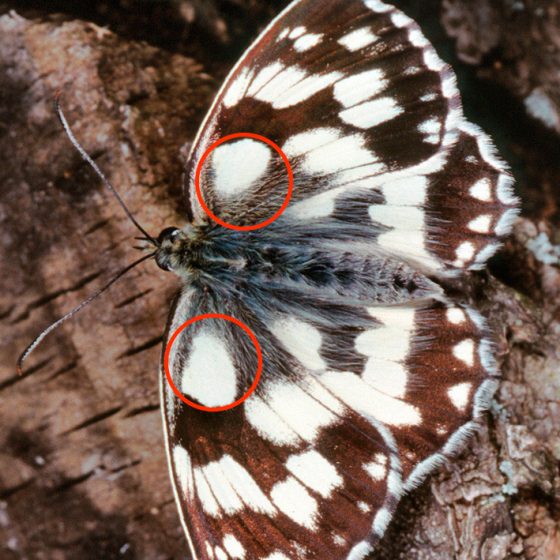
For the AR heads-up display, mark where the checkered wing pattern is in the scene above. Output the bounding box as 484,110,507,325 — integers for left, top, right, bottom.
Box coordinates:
161,1,518,559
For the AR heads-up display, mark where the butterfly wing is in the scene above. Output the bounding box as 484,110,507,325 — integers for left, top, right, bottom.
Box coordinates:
161,276,497,559
184,0,517,275
161,0,518,558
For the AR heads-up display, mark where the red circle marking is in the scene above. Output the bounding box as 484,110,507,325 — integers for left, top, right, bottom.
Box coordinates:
164,313,263,413
195,132,294,231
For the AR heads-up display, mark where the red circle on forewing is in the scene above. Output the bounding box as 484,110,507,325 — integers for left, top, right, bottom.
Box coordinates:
194,132,294,231
163,313,263,413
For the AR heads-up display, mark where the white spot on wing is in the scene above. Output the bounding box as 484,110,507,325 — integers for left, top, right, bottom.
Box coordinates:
364,453,387,481
193,468,221,517
223,67,254,108
271,477,318,529
180,332,237,407
304,132,380,175
340,96,403,129
358,501,371,513
275,71,343,109
446,308,466,325
468,214,492,234
334,69,387,107
418,117,442,144
245,378,342,446
333,534,346,547
223,534,245,559
294,33,323,52
453,339,475,367
286,450,343,498
454,241,475,267
338,27,378,51
270,316,326,370
277,28,289,41
214,547,227,560
212,139,272,197
220,455,275,514
448,382,472,411
364,0,393,13
283,127,340,158
369,205,439,270
469,178,492,201
248,62,284,97
289,26,306,39
287,188,340,220
251,64,342,109
173,446,193,497
381,175,428,206
362,360,408,399
195,455,274,518
320,370,421,426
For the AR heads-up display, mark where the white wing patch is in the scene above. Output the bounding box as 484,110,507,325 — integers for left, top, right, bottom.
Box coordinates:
469,178,492,201
194,455,275,518
319,370,422,427
180,331,238,407
364,453,388,481
249,63,343,109
270,477,319,529
334,69,387,108
448,382,472,411
173,446,194,498
286,450,343,498
270,315,326,370
339,96,403,129
245,378,342,446
338,27,379,51
211,139,272,197
286,128,383,176
467,214,492,234
293,33,323,52
453,339,475,367
223,534,246,559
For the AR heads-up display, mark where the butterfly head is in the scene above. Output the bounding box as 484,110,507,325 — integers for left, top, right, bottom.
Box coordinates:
155,226,185,272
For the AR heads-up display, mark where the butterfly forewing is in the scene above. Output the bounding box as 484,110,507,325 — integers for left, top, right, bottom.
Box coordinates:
161,0,518,558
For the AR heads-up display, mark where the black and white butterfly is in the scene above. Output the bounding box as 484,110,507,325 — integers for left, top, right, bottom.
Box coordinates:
152,0,519,558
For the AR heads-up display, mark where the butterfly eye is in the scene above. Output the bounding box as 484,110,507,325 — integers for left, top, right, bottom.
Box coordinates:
157,227,180,245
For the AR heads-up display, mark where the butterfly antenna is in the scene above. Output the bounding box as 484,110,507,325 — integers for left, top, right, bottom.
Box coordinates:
54,94,157,246
17,252,155,375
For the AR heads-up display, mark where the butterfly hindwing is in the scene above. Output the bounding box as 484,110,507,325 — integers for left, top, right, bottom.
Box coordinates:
162,280,497,559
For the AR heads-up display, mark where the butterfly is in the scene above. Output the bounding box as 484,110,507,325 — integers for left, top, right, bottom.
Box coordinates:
13,0,516,558
153,0,519,558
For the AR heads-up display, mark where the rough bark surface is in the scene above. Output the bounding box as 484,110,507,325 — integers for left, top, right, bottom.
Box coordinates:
0,1,558,559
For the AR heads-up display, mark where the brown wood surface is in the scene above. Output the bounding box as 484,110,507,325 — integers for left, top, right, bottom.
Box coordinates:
0,1,558,559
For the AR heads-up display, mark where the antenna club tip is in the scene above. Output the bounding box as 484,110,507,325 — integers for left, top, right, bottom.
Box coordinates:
16,362,24,376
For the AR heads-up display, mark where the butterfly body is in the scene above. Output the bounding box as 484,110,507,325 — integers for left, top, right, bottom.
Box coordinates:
157,1,518,558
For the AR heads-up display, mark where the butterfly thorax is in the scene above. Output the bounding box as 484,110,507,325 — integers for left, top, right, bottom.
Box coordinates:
155,222,440,305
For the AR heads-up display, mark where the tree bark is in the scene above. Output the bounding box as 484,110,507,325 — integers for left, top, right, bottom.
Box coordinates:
0,2,558,559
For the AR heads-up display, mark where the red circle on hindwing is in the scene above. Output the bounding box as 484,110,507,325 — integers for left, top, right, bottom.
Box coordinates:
163,313,263,413
194,132,294,231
